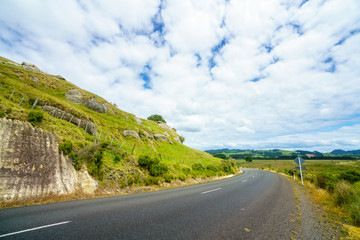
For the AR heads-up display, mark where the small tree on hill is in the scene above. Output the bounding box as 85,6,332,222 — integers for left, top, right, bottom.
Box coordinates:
245,156,253,162
147,114,166,123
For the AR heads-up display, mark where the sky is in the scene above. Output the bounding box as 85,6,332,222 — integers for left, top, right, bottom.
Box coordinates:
0,0,360,152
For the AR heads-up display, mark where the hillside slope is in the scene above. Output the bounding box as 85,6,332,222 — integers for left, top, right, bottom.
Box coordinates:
0,56,236,200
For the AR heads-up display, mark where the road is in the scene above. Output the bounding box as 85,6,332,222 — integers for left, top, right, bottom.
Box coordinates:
0,169,296,239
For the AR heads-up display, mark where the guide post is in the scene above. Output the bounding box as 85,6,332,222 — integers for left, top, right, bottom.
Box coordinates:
294,156,305,185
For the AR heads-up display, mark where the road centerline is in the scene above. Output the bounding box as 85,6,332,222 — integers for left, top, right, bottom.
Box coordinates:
200,188,221,194
0,221,71,238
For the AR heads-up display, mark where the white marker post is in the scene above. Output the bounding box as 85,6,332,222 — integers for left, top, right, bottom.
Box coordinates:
294,157,305,185
299,160,304,185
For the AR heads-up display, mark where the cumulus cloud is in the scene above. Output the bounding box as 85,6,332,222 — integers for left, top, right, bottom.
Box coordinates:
0,0,359,152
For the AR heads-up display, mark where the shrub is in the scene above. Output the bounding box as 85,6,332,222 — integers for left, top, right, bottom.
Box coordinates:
59,140,73,155
164,174,174,183
179,136,185,143
339,170,360,184
315,173,337,192
213,153,227,159
144,176,159,186
138,155,159,169
349,202,360,226
28,110,44,125
0,111,5,118
147,114,166,123
150,163,168,176
114,155,121,163
5,108,12,114
69,153,82,170
178,174,186,181
245,156,253,162
333,180,356,206
192,163,204,171
182,167,191,175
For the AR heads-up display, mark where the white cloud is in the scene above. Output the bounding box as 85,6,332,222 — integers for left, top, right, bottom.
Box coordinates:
0,0,359,152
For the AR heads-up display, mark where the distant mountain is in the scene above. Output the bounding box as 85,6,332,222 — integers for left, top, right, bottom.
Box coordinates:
331,149,360,155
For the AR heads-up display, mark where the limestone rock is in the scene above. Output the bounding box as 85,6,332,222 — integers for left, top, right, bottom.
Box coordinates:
30,76,39,84
6,62,20,67
140,130,152,140
134,116,143,125
41,105,97,135
78,169,98,194
158,123,172,131
85,98,108,113
123,130,140,141
65,89,83,104
0,118,98,201
175,136,182,143
56,75,66,80
21,62,44,73
154,133,167,142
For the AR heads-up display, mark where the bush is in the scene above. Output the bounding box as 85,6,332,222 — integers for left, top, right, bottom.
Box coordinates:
59,140,73,155
182,167,191,175
5,108,12,114
178,174,186,181
69,153,82,170
164,174,174,183
138,155,159,169
0,111,5,118
179,136,185,143
339,170,360,184
192,163,204,171
114,155,121,163
349,202,360,226
147,114,166,123
213,153,227,159
28,110,44,125
150,163,168,176
315,173,337,192
333,180,356,206
245,156,253,162
144,176,159,186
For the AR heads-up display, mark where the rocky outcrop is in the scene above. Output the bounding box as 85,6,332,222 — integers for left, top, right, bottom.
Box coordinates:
21,62,44,73
65,89,108,113
123,130,140,141
134,116,143,125
65,89,83,104
154,133,167,142
158,123,172,131
30,76,39,84
0,118,98,201
41,106,97,136
139,130,152,140
174,136,182,143
84,98,108,113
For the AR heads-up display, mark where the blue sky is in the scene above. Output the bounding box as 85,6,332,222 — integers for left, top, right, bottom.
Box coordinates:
0,0,359,152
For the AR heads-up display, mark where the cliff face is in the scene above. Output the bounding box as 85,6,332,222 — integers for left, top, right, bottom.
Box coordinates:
0,118,97,202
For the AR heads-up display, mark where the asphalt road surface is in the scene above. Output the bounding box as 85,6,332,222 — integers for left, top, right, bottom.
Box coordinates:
0,169,296,239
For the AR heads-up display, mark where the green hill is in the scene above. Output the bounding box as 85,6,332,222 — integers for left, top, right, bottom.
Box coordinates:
0,56,236,189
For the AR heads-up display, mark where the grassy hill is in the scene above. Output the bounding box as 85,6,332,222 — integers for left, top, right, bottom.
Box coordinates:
0,56,236,189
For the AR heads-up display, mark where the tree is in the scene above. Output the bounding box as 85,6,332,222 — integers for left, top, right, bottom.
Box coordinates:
147,114,166,123
213,153,227,159
245,156,253,162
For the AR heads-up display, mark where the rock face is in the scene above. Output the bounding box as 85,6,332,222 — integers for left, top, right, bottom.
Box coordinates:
0,118,98,201
84,98,108,113
41,106,97,136
65,89,83,104
158,123,172,131
154,133,167,142
21,62,44,73
134,116,143,125
123,130,140,141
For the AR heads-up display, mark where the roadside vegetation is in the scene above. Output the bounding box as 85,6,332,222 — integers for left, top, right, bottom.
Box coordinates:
237,159,360,236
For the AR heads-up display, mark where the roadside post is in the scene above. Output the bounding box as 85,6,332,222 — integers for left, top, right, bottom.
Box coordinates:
294,156,305,185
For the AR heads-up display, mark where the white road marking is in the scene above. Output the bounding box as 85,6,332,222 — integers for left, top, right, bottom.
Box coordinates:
241,179,247,182
240,208,246,211
0,221,71,238
201,188,221,194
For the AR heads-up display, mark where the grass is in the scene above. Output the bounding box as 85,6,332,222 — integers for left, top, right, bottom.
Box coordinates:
238,159,360,236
